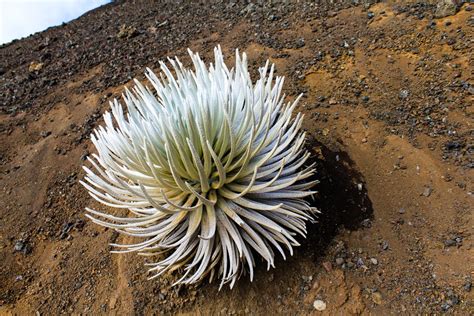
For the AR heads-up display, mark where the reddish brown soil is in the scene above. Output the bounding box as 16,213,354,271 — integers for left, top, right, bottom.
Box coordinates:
0,1,472,315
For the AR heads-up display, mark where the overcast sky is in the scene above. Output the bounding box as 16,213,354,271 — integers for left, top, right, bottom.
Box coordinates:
0,0,110,45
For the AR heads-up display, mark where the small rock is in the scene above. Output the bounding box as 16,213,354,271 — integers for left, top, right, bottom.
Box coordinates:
422,187,432,197
361,218,372,228
268,14,278,21
463,279,472,292
367,12,375,19
381,240,389,251
14,241,25,252
399,89,409,99
335,257,344,265
295,38,305,48
445,141,462,151
398,208,406,214
301,275,312,282
28,61,44,72
362,96,370,102
13,240,31,255
313,299,327,311
361,138,367,143
40,131,51,138
371,292,383,305
117,25,138,39
370,258,378,265
240,3,256,15
441,302,451,311
443,174,453,182
435,0,459,18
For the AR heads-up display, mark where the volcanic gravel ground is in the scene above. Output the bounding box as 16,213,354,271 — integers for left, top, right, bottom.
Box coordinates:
0,0,473,314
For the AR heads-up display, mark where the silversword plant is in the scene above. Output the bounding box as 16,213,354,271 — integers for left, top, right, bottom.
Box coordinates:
81,46,317,288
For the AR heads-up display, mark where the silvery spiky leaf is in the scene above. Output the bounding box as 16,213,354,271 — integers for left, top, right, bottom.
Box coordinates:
81,46,318,289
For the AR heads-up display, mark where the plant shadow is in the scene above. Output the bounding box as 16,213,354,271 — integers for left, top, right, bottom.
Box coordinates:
298,136,374,261
198,136,375,296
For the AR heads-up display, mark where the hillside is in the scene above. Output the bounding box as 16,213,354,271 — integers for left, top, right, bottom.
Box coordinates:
0,0,472,314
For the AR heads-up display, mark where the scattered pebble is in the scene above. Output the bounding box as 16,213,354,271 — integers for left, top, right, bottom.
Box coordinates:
370,258,378,265
40,131,51,138
13,240,31,255
399,89,409,99
444,239,456,247
14,241,25,252
295,38,305,48
371,292,383,305
463,279,472,292
335,257,344,265
444,235,462,247
422,187,432,197
441,302,451,311
117,24,139,39
313,299,327,311
28,61,44,72
361,218,372,228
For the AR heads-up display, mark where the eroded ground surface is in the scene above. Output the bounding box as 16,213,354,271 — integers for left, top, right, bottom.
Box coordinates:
0,0,472,314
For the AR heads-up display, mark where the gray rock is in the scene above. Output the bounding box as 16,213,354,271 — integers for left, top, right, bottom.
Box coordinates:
435,0,460,18
14,241,25,252
399,89,409,99
13,240,31,255
423,187,432,197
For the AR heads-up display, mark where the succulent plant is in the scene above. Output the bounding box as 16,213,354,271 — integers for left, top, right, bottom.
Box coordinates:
81,46,317,288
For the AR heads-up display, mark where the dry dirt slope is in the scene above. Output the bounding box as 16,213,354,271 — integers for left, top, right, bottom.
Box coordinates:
0,0,473,314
